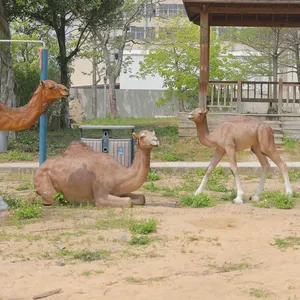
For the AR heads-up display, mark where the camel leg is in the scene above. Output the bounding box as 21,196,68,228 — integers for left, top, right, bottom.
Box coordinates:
95,194,133,208
264,150,293,195
34,173,56,205
122,193,146,205
250,146,270,201
194,148,225,195
226,147,244,204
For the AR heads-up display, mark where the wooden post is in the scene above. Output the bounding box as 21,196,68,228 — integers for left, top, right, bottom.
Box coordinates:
199,5,209,109
237,80,242,114
278,78,283,115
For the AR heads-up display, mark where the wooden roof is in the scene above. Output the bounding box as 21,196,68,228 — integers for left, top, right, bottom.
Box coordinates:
183,0,300,27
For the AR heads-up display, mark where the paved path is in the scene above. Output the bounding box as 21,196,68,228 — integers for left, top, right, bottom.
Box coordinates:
1,161,300,174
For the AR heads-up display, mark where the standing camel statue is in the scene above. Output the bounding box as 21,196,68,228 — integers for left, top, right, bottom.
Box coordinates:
0,80,69,211
34,130,159,207
188,108,293,204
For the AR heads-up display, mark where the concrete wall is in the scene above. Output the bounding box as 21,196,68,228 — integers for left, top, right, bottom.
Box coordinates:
70,86,179,118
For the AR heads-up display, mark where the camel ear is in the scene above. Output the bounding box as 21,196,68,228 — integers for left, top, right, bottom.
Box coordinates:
132,132,139,140
203,108,208,115
40,81,45,87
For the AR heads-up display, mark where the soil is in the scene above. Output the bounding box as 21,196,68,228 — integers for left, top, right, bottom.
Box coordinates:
1,172,300,300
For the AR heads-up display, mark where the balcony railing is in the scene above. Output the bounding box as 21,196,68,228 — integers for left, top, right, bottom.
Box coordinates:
208,79,300,114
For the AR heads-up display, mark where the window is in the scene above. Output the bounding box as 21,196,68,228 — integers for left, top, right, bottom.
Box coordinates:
158,4,186,17
129,26,145,40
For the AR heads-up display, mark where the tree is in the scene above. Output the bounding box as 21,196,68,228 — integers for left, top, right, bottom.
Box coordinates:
6,0,124,126
222,27,292,105
91,0,156,118
0,0,15,107
137,17,233,111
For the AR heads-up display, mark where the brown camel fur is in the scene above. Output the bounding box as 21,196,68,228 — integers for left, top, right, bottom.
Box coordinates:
0,80,69,131
188,108,293,204
33,130,159,207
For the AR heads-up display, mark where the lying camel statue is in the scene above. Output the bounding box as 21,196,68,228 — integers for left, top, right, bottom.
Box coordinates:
188,108,293,204
0,80,69,211
33,130,159,207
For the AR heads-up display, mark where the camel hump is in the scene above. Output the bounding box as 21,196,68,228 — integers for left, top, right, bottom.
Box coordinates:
62,141,94,156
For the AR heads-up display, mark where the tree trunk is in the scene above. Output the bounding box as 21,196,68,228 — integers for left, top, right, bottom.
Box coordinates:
56,22,70,129
0,1,15,108
179,99,185,112
60,62,70,128
108,74,117,118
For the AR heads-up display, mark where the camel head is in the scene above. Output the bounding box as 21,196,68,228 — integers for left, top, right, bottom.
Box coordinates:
39,80,69,107
132,130,159,150
188,108,208,124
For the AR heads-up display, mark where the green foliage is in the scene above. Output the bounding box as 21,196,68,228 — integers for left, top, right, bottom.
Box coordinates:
255,191,296,209
72,249,110,262
0,150,34,162
180,194,215,208
129,218,157,235
16,183,32,191
143,182,160,192
146,170,160,181
283,136,296,148
288,170,300,182
161,152,184,162
129,235,151,246
53,191,72,206
274,236,300,249
137,17,238,109
14,203,42,220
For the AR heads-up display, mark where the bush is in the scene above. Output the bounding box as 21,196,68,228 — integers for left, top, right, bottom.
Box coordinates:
129,218,157,234
180,194,214,208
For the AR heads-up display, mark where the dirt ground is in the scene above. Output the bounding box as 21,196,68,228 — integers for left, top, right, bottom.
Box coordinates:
1,171,300,300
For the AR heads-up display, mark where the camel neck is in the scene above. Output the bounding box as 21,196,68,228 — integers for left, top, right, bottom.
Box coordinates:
115,144,151,195
195,116,213,147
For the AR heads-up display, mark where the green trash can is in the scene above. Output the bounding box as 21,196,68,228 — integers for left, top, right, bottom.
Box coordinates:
0,131,8,153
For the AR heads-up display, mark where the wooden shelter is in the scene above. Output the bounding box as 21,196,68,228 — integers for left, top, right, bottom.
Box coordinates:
182,0,300,108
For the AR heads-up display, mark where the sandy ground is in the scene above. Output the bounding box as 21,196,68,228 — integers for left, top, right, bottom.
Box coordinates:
1,172,300,300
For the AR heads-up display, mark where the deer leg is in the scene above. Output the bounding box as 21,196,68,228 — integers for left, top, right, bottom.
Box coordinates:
250,146,270,201
122,193,146,205
194,148,225,195
263,150,293,196
226,147,244,204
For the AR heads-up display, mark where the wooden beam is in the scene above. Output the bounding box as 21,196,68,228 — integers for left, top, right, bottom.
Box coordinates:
199,5,209,108
206,6,300,15
208,18,300,27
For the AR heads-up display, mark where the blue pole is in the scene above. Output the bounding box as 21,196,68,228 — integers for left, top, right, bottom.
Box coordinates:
39,48,48,166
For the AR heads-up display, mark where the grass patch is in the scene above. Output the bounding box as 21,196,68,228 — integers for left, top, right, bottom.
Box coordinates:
16,183,32,191
125,276,165,284
255,191,296,209
209,262,249,273
0,150,34,162
180,194,215,208
283,136,296,148
288,170,300,182
146,170,160,181
59,249,110,261
13,203,42,220
53,191,73,207
274,236,300,249
129,235,151,246
143,182,160,192
249,288,270,298
129,218,157,235
82,270,104,276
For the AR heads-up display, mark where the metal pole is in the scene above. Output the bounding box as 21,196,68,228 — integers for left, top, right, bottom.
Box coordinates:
0,39,45,211
39,48,48,165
